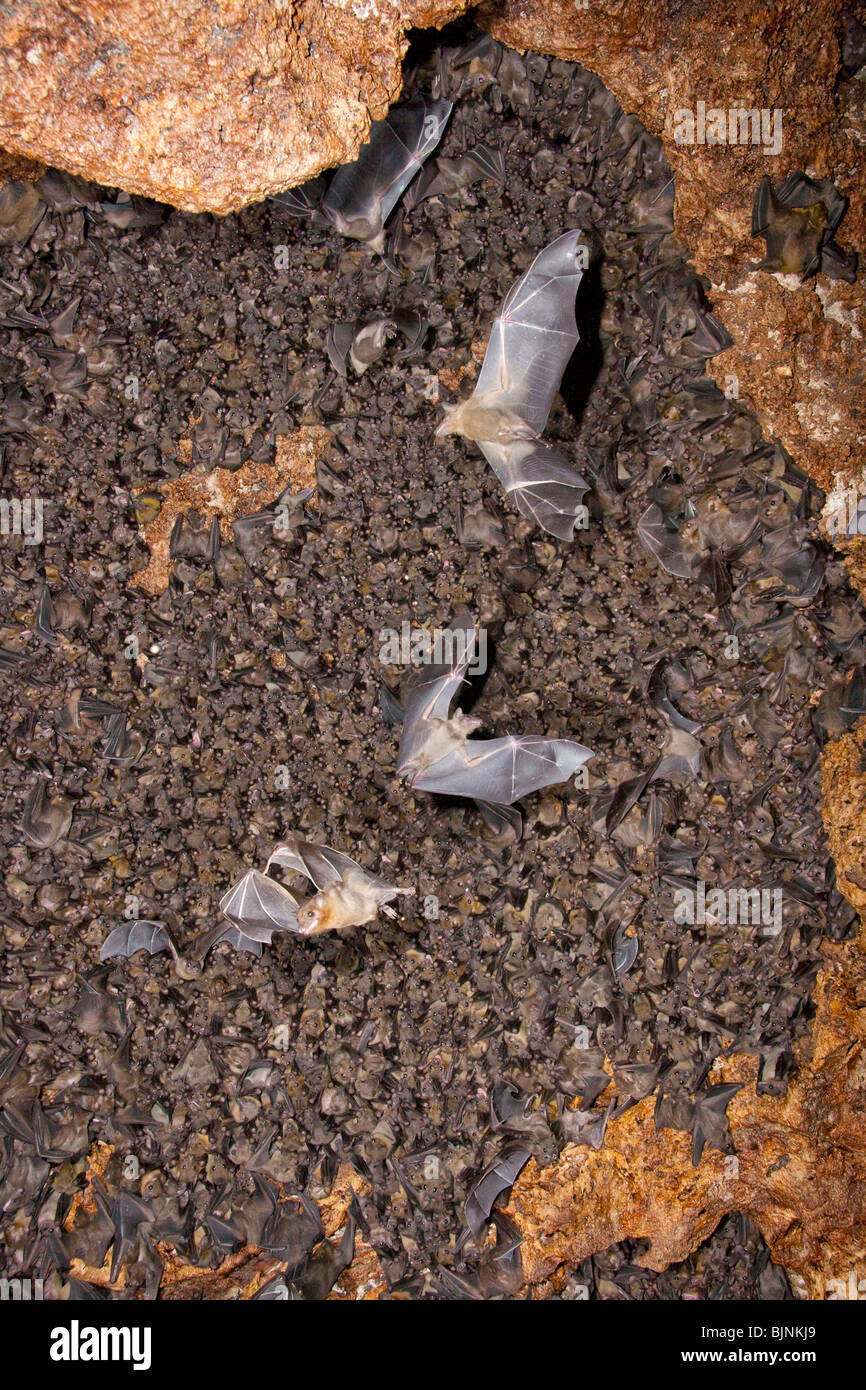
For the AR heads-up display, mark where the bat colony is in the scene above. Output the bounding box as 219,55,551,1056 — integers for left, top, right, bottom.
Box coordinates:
104,92,609,956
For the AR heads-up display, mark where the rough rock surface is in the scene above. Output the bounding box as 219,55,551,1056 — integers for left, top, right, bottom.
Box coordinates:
0,1,465,214
505,929,866,1299
2,2,865,1301
131,426,331,596
481,0,866,556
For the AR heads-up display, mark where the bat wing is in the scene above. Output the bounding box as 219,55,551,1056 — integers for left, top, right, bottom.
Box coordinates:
100,920,171,960
219,869,301,941
411,735,593,805
475,229,585,435
322,95,452,236
397,644,476,769
637,502,693,577
479,438,589,540
266,835,357,890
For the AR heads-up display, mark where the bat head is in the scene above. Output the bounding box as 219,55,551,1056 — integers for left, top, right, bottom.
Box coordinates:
297,891,330,934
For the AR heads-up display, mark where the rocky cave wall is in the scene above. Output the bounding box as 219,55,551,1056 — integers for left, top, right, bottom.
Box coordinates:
1,0,865,1297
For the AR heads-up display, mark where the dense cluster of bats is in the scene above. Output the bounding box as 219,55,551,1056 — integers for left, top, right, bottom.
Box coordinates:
104,90,602,957
100,78,858,960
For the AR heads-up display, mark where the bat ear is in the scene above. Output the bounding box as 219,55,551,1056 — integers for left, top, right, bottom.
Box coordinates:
435,406,455,437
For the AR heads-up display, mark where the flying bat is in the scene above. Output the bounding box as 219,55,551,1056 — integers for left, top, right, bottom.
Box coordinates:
436,230,590,539
216,836,410,948
396,635,592,805
273,95,452,253
265,835,411,933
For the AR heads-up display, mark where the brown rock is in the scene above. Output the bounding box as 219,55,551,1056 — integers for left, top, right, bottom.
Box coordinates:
0,0,465,214
505,931,866,1299
130,425,331,596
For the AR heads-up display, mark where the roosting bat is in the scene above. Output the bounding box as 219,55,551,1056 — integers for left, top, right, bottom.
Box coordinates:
436,230,590,539
752,171,857,282
216,836,410,950
272,95,452,253
396,636,592,805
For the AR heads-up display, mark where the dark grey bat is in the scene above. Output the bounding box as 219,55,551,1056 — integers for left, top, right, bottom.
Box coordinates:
92,1179,155,1284
100,920,171,961
34,584,57,645
326,310,427,377
411,143,505,202
397,636,592,805
690,1081,742,1165
290,95,453,252
101,711,145,766
21,781,73,848
436,230,590,539
465,1146,530,1236
611,924,639,977
752,171,857,281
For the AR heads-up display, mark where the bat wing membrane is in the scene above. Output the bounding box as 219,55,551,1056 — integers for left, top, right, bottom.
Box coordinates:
411,735,592,805
475,230,584,434
480,439,589,540
323,96,452,233
219,869,301,941
100,920,170,960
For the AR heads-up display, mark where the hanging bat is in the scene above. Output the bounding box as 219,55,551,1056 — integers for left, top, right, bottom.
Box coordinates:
464,1145,531,1236
410,143,505,204
100,920,171,961
752,172,857,281
396,637,592,805
21,781,73,848
689,1081,742,1165
274,95,452,253
326,311,427,377
636,501,694,578
436,230,590,539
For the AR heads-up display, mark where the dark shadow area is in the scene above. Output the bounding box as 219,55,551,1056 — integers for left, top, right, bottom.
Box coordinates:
560,254,605,429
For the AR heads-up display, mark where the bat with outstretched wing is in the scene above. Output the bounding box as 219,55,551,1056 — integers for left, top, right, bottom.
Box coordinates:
267,835,410,932
216,837,409,947
321,95,452,251
396,628,592,805
636,501,694,578
480,438,589,540
219,869,301,943
436,230,589,538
